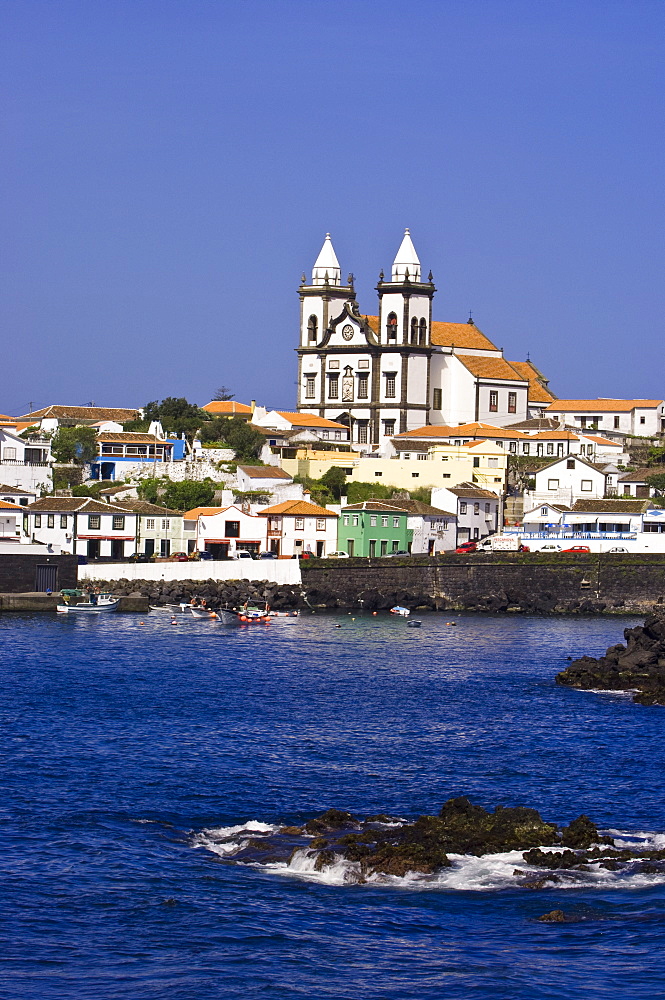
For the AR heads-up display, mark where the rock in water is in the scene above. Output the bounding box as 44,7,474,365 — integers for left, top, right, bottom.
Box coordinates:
538,910,566,922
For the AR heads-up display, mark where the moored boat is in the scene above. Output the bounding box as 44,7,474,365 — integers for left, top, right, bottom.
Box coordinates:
57,596,120,614
390,606,410,617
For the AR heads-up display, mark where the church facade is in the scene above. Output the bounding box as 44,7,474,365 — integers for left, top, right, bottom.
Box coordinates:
296,231,554,450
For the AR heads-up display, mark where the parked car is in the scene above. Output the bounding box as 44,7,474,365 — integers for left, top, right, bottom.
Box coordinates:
169,552,190,562
326,551,350,559
607,546,629,553
198,550,214,560
128,551,154,562
561,545,591,553
384,549,411,557
455,540,477,554
539,543,562,552
232,551,254,560
257,551,278,560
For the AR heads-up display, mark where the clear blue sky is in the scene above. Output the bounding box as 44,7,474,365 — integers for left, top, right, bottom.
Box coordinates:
2,0,664,415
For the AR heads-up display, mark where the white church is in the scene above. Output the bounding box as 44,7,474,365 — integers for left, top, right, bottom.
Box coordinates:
296,231,555,450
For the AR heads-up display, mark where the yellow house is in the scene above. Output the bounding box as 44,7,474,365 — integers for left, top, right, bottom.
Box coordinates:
280,440,507,493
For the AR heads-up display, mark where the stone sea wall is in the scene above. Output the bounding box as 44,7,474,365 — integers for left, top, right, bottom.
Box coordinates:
300,553,665,614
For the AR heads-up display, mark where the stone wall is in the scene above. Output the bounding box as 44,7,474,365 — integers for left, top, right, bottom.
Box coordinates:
0,553,78,593
300,553,665,614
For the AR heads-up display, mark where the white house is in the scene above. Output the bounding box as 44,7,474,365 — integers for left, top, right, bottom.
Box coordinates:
0,499,26,541
295,231,555,449
258,499,338,558
431,482,501,545
0,484,37,506
387,498,457,555
545,399,665,437
524,454,610,508
184,505,267,559
0,427,52,494
520,498,660,550
27,497,138,560
617,468,662,499
252,410,351,444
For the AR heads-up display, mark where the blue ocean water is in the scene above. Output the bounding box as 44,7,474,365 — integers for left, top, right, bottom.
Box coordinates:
2,610,665,1000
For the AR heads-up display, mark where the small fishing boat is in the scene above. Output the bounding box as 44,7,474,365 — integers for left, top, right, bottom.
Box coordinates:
390,606,410,617
407,620,422,628
57,595,120,614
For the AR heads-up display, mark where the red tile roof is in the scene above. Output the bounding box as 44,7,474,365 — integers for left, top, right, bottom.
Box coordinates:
258,500,337,517
546,399,663,413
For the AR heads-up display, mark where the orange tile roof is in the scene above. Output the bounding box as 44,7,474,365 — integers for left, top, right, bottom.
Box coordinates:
202,401,253,415
364,316,499,351
456,354,528,382
258,500,337,517
582,435,622,447
183,506,225,519
530,430,580,441
546,399,663,413
276,412,348,429
395,422,527,440
0,499,23,511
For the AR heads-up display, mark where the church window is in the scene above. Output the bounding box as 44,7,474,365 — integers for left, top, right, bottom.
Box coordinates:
385,374,396,398
419,318,427,345
432,388,442,410
489,391,498,412
328,375,339,399
307,315,318,343
382,420,395,437
508,392,517,413
387,313,398,341
305,376,316,398
410,317,418,344
357,374,369,399
357,422,368,444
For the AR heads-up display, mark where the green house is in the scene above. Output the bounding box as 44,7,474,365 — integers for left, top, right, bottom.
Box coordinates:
339,501,412,557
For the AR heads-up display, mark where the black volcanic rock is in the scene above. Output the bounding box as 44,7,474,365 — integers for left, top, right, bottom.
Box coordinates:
556,611,665,705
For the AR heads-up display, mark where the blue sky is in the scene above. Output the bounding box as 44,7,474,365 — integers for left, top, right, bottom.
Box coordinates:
2,0,664,415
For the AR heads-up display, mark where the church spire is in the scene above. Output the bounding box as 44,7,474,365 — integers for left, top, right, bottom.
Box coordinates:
392,228,421,282
312,233,341,286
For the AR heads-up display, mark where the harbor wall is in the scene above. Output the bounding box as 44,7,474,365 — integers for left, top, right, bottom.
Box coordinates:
299,553,665,613
0,553,78,593
79,559,302,586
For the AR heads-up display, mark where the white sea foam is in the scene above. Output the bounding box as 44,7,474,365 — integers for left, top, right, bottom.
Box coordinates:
192,820,278,858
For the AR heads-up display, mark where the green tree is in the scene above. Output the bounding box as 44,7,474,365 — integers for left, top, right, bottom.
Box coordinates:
345,481,394,504
142,398,207,439
136,477,217,510
213,385,235,401
137,478,162,504
645,472,665,496
320,466,347,501
200,417,265,463
51,426,99,465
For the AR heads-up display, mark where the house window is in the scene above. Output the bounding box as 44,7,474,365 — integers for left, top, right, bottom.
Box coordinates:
386,312,398,340
382,420,395,437
352,515,359,526
316,518,325,531
541,507,548,515
489,391,498,412
328,375,339,399
343,515,349,526
305,376,316,398
113,516,125,530
567,459,575,469
411,472,419,477
295,518,304,530
161,519,170,530
473,457,480,468
225,520,240,537
522,443,530,454
357,422,368,444
548,479,559,489
4,447,16,460
393,517,400,528
34,515,41,527
416,453,426,461
47,514,54,528
459,502,467,514
547,443,554,455
88,515,100,529
370,515,377,526
488,457,498,467
580,480,593,491
485,503,491,514
146,518,155,529
357,375,368,399
375,471,383,477
508,392,517,414
432,388,442,410
60,515,67,528
640,415,646,424
381,516,388,527
473,527,479,540
614,416,620,429
474,503,480,514
509,442,517,453
385,374,396,398
307,315,318,342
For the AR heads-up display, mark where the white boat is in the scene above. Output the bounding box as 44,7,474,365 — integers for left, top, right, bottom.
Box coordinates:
57,596,120,614
389,606,410,617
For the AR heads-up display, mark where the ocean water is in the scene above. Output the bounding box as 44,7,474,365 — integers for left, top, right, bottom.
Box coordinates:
2,609,665,1000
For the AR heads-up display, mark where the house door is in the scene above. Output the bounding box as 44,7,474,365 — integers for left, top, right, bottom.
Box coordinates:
145,538,155,557
368,539,376,558
88,540,100,560
160,539,171,558
206,543,228,559
428,539,435,555
269,539,280,555
35,564,58,592
111,540,124,560
316,540,324,557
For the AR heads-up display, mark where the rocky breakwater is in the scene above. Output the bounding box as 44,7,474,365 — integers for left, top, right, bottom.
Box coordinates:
196,798,665,887
556,610,665,705
92,577,302,610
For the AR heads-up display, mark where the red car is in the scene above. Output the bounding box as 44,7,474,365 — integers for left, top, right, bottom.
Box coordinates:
561,545,591,553
455,540,477,554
